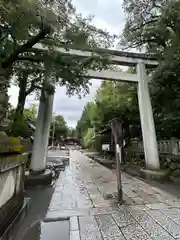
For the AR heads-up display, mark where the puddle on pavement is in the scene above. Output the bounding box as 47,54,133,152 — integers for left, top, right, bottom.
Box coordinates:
40,220,70,240
18,220,70,240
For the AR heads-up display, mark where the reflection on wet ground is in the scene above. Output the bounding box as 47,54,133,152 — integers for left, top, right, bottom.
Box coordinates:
40,220,69,240
16,219,69,240
13,186,55,240
13,149,70,240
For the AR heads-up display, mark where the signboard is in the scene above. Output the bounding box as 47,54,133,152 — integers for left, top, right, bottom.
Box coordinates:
102,144,110,151
110,118,123,146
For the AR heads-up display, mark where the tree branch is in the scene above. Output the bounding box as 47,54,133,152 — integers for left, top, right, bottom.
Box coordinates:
25,77,42,96
2,25,51,68
131,18,159,32
16,56,43,62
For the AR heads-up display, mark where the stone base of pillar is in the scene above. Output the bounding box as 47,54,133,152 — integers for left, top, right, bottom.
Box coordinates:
25,169,53,187
29,169,46,175
140,168,170,182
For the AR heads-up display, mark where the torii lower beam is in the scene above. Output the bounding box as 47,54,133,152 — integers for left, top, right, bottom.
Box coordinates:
86,70,138,82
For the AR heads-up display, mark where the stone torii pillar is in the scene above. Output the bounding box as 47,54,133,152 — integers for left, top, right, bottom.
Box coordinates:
137,61,160,170
27,88,54,185
30,89,54,173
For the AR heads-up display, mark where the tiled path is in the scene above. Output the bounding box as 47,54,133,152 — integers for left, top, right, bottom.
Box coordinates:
46,150,180,240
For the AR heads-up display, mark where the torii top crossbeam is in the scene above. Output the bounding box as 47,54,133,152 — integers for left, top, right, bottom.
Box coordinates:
33,44,158,67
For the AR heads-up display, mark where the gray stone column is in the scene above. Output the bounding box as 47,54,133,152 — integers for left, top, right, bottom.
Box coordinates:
137,62,160,170
30,89,54,173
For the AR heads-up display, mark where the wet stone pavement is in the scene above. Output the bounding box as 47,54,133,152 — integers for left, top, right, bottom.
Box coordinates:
45,150,180,240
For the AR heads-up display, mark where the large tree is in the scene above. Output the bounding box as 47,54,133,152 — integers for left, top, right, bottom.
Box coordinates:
121,0,180,139
0,0,114,128
95,81,139,126
121,0,168,52
76,80,139,142
50,115,68,142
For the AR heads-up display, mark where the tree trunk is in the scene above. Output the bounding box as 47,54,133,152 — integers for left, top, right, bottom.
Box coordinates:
14,73,28,121
0,68,10,131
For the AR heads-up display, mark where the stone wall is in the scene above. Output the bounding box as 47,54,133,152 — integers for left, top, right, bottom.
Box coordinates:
0,155,27,237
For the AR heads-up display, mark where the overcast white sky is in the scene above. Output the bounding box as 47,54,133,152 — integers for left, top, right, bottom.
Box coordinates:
8,0,125,127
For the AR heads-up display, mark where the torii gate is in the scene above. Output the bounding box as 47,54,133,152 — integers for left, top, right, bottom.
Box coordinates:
30,44,159,174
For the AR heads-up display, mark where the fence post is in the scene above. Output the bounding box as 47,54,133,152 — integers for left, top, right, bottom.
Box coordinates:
171,138,178,155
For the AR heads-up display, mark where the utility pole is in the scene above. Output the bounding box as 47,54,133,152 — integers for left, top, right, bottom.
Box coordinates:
52,116,55,147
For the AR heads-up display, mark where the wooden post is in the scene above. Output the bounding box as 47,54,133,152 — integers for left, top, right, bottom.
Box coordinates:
110,118,123,203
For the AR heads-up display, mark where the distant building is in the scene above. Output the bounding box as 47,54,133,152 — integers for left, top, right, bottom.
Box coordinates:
63,137,80,145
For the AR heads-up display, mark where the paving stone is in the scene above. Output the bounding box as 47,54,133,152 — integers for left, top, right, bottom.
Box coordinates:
127,205,150,211
168,217,180,225
136,191,159,204
104,237,125,240
151,188,175,200
129,209,175,240
140,186,157,195
70,230,81,240
165,200,180,208
70,216,79,231
79,215,102,240
146,203,170,210
46,209,89,219
123,196,136,205
95,214,123,239
121,222,152,240
160,208,180,225
91,196,111,208
132,196,145,205
112,209,136,228
123,189,139,198
46,150,180,240
90,207,117,216
146,209,180,238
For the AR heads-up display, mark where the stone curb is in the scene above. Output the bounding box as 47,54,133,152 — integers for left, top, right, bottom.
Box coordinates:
70,216,80,240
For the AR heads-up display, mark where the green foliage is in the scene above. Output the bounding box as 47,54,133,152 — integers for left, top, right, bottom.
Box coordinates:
11,117,30,138
83,128,94,149
81,127,102,151
76,103,93,138
76,80,140,149
91,135,103,152
68,127,76,137
23,104,37,120
95,81,139,126
1,0,115,128
121,0,167,52
7,104,37,137
1,0,115,90
121,0,180,139
50,115,68,141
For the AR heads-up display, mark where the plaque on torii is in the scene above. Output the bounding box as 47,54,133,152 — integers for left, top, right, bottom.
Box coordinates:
109,118,123,203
